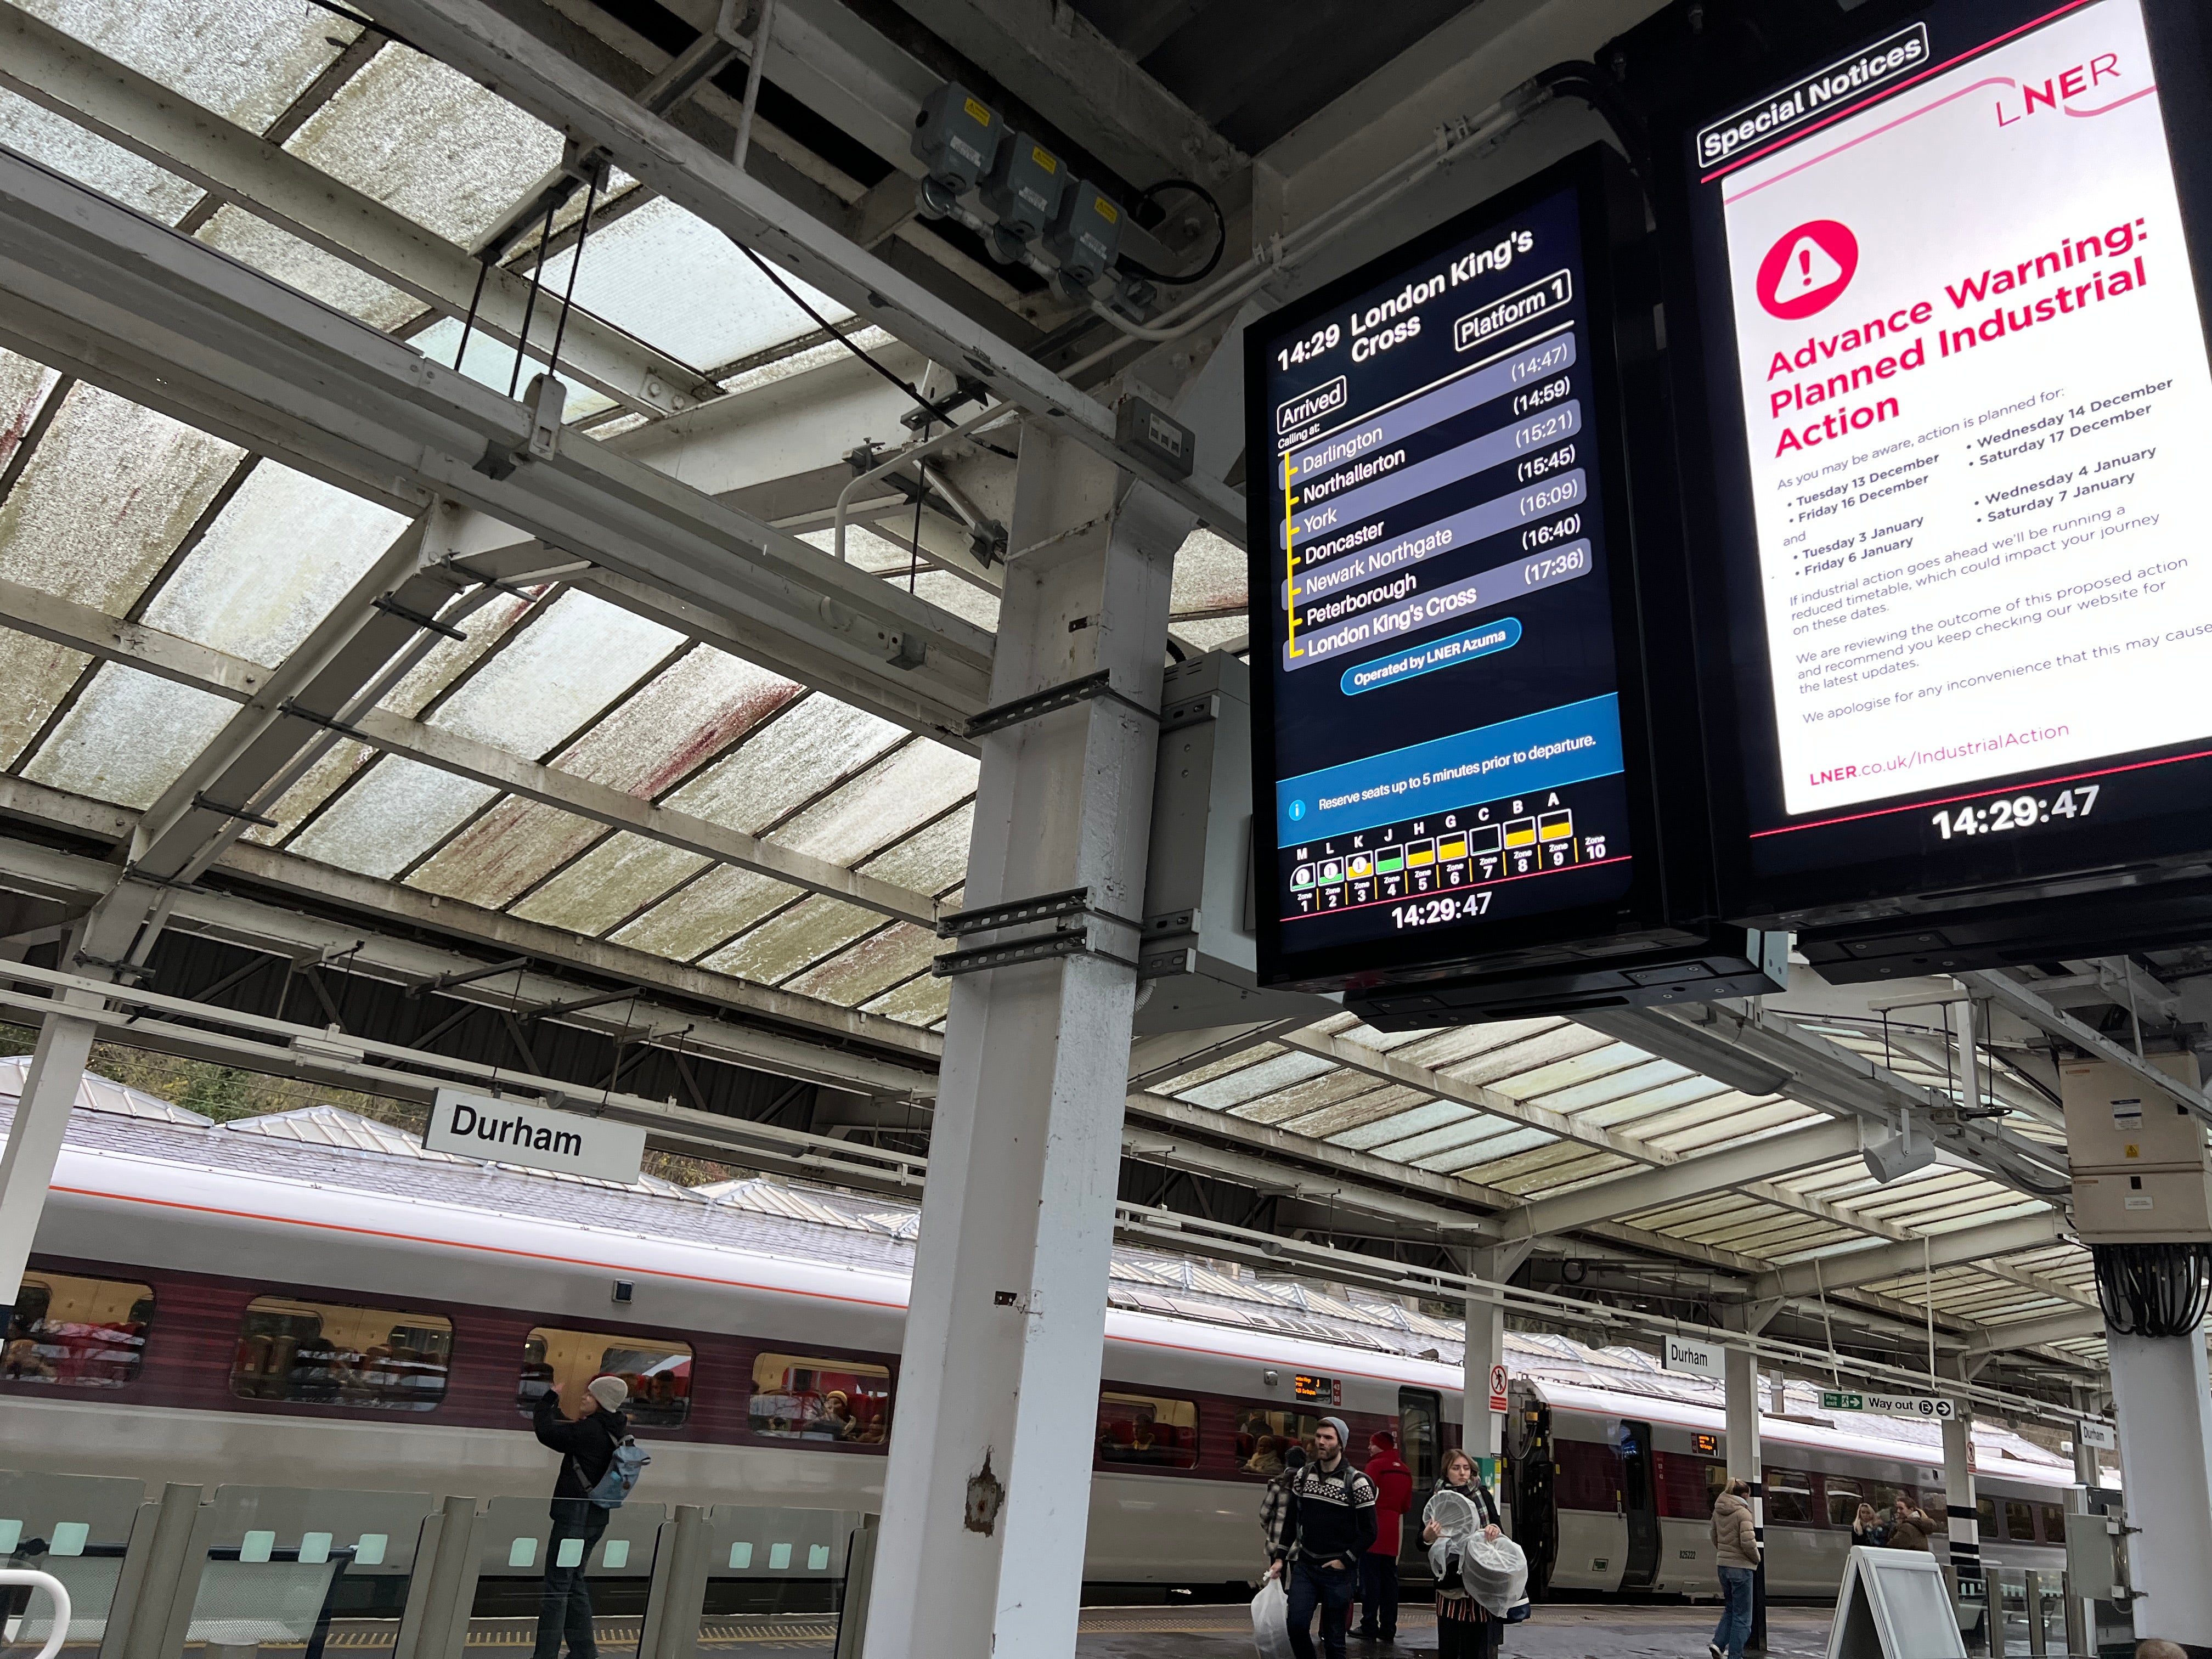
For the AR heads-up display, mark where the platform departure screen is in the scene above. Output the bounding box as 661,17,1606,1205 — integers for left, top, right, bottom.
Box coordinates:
1250,178,1636,979
1686,0,2212,909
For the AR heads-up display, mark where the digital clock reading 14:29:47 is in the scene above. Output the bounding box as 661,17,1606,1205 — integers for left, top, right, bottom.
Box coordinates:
1930,784,2098,839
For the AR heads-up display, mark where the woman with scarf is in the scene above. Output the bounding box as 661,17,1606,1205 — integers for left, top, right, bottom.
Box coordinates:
1421,1447,1505,1658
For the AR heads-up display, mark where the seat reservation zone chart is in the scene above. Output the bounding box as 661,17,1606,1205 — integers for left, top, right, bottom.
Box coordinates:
1257,181,1636,962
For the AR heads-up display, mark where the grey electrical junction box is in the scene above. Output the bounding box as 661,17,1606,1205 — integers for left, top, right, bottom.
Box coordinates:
1137,652,1337,1035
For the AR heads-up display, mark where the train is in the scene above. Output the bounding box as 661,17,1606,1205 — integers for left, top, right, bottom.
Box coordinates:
2,1075,2076,1598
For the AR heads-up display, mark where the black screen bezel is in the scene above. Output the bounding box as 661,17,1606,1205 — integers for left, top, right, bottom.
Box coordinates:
1246,146,1684,992
1651,0,2212,927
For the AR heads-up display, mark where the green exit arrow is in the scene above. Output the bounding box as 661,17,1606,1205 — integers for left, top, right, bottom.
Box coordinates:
1822,1391,1864,1410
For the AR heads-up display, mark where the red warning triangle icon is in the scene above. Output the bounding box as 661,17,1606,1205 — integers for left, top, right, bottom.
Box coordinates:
1772,235,1847,305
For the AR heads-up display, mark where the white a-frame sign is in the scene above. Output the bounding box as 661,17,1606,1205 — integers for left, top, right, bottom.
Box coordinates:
1827,1547,1968,1659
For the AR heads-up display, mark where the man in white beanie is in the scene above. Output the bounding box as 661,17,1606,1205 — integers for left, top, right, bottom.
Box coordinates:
531,1374,631,1659
1265,1415,1377,1659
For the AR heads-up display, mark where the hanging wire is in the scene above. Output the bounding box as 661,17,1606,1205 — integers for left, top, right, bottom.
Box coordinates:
1814,1258,1841,1387
736,242,937,419
508,195,562,398
1923,1234,1937,1384
544,169,601,383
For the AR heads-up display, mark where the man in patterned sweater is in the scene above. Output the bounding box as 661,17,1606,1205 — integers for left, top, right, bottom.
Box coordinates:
1266,1417,1379,1659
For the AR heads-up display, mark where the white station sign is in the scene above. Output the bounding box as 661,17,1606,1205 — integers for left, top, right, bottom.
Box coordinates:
2078,1418,2118,1451
1662,1333,1725,1378
425,1086,646,1183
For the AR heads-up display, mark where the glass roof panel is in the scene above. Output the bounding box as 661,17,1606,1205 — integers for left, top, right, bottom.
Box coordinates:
0,383,242,611
862,971,950,1028
551,646,799,793
19,662,235,808
287,756,498,879
381,588,542,718
407,798,606,910
613,866,800,962
856,803,972,896
284,47,562,250
0,91,199,223
0,631,89,770
509,833,709,936
667,697,904,835
527,197,850,371
427,590,681,758
699,896,883,985
246,737,371,845
1178,1051,1336,1110
140,462,410,666
24,0,354,131
1170,526,1246,617
195,205,420,329
775,743,978,867
1228,1069,1395,1126
780,922,942,1006
0,351,60,469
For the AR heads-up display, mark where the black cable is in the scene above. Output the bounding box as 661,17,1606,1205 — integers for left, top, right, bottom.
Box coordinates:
508,195,561,398
1116,179,1227,287
1531,61,1654,180
735,241,937,420
453,257,490,373
299,0,427,55
545,171,600,383
2092,1241,2212,1338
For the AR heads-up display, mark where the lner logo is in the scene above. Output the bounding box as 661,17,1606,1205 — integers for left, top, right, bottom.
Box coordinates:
1277,376,1346,437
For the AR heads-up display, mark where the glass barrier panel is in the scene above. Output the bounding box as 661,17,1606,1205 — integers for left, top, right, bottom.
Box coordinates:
0,1470,146,1649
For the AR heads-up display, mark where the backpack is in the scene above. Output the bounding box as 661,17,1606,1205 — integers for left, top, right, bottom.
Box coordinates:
579,1438,649,1509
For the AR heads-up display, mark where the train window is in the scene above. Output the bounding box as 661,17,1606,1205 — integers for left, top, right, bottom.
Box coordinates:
1826,1481,1866,1527
1398,1391,1440,1489
749,1352,890,1443
4,1272,152,1388
1977,1497,1999,1538
1654,1452,1722,1518
1869,1482,1917,1514
1764,1468,1815,1526
517,1328,692,1427
230,1296,450,1410
1553,1439,1623,1511
1233,1408,1322,1474
2039,1504,2066,1543
1096,1391,1199,1470
2006,1500,2036,1542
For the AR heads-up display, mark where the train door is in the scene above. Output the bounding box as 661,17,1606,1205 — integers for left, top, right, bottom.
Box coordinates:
1397,1388,1442,1573
1618,1418,1661,1592
1515,1393,1557,1596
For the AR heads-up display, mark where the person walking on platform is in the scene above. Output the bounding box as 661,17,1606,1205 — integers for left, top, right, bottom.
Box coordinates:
1421,1447,1505,1659
1261,1445,1309,1560
1355,1430,1413,1644
1266,1416,1378,1659
1708,1479,1759,1659
531,1374,631,1659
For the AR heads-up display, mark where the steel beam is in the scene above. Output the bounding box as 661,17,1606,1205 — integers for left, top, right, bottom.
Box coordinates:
0,801,943,1076
1508,1118,1868,1238
1963,968,2212,1126
1750,1212,2070,1301
1968,1308,2106,1355
1278,1026,1680,1165
0,144,995,741
0,1,716,419
360,0,1246,540
0,577,941,925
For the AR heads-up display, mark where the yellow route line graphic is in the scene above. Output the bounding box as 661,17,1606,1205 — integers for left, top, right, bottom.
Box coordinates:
1284,452,1296,656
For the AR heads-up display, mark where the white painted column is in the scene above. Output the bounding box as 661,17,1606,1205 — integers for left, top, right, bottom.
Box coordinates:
861,428,1184,1659
1724,1344,1765,1651
2108,1325,2212,1646
0,1001,98,1319
1461,1244,1527,1466
1941,1392,1983,1647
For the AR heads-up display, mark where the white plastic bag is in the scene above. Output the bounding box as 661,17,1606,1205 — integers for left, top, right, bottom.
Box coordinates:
1461,1532,1530,1618
1251,1576,1294,1659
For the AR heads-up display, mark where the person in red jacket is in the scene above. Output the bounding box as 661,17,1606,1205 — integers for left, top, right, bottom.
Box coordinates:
1355,1429,1414,1644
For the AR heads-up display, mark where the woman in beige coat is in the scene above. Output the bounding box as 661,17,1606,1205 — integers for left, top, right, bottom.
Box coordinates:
1708,1480,1759,1659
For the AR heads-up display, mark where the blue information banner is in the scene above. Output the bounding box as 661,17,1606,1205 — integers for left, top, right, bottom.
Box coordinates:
1277,695,1624,843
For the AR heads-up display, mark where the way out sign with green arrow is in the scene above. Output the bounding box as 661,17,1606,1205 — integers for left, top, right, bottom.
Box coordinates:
1822,1390,1955,1420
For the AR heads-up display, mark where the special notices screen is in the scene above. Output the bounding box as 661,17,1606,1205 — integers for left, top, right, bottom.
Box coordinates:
1255,180,1635,969
1702,0,2212,837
